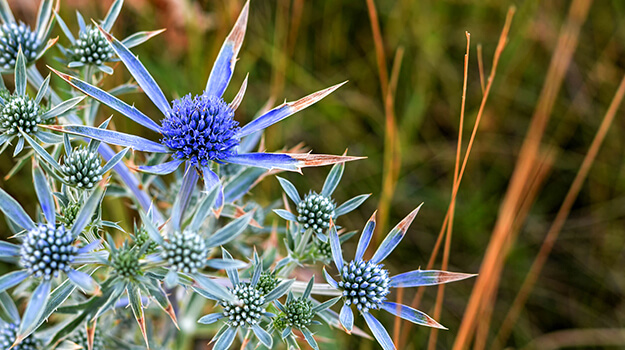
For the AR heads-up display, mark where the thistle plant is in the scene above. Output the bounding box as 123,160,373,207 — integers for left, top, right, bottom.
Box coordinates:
43,1,360,206
0,50,83,156
195,250,294,349
272,277,341,350
0,163,103,344
24,131,128,189
323,207,476,349
0,1,478,349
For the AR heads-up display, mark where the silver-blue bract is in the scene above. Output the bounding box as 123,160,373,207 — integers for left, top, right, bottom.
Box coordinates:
324,206,476,350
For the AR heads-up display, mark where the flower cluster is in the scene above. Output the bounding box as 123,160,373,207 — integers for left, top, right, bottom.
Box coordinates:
0,1,476,350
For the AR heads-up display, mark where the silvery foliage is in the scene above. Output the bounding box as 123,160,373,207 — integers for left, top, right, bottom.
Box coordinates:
0,1,475,349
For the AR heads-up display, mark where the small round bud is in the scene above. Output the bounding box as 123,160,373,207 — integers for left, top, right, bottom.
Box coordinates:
285,297,315,328
162,230,208,273
112,245,142,279
296,192,336,235
0,95,41,135
61,146,103,189
0,22,40,71
71,27,115,66
0,322,41,350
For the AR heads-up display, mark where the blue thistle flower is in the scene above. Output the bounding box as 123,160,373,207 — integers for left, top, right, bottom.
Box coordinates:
0,163,104,344
323,207,476,350
0,0,56,73
196,249,295,350
161,93,240,166
45,0,360,208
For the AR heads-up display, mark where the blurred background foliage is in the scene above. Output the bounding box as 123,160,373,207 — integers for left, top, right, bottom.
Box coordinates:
2,0,625,349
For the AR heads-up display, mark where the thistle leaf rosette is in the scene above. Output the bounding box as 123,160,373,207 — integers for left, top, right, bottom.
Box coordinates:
135,183,252,290
55,0,164,74
275,162,370,241
323,207,476,350
0,50,84,156
44,1,362,208
196,249,295,350
0,0,56,72
0,164,105,344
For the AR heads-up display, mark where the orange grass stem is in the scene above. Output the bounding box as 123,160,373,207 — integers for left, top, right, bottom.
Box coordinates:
451,1,591,349
399,8,515,347
426,31,471,350
494,72,625,349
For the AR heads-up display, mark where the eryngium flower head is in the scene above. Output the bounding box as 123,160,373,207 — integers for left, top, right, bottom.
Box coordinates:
0,322,41,350
161,93,240,167
297,192,335,235
62,146,103,188
220,283,265,327
113,246,142,279
285,297,315,328
20,223,77,280
0,22,40,70
71,27,115,66
0,95,41,135
162,230,208,273
338,260,390,313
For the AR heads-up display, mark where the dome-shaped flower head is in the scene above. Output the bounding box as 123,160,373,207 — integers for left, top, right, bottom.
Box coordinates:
54,0,164,74
274,161,370,241
0,50,84,156
196,249,295,350
134,184,252,289
0,163,104,345
44,0,361,208
323,206,476,350
0,0,56,72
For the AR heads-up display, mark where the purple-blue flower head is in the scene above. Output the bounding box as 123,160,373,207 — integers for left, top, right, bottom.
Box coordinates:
161,93,240,166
